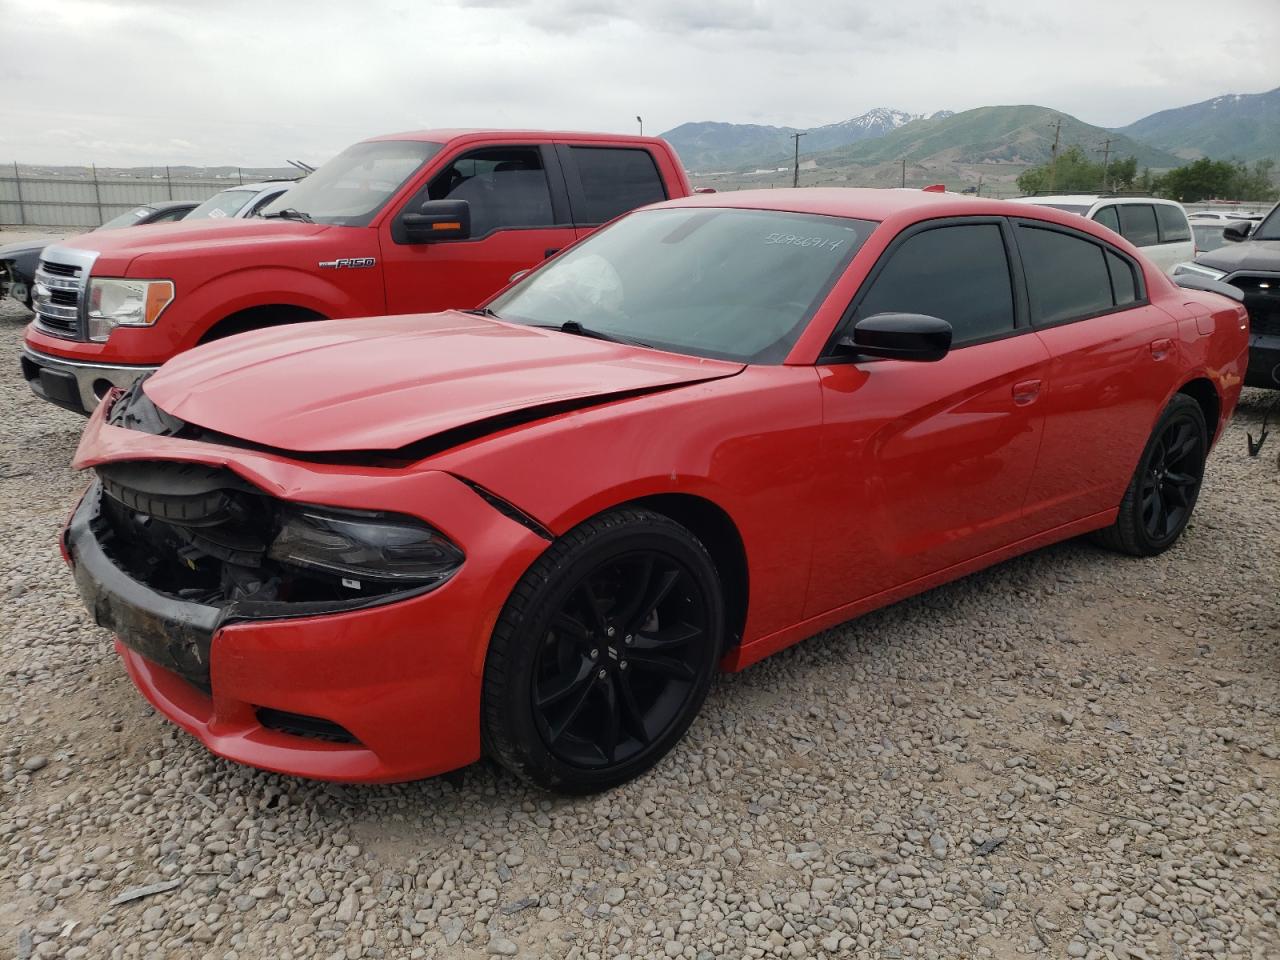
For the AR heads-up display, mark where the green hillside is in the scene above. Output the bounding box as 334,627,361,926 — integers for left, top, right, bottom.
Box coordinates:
813,105,1182,170
1117,87,1280,162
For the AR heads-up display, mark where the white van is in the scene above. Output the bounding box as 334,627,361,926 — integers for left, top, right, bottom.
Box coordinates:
1013,195,1194,275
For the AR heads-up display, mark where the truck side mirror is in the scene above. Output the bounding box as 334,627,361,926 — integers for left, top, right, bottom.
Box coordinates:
1223,220,1253,243
401,200,471,243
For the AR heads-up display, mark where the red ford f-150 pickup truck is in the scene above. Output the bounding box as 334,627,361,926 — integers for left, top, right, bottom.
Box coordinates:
21,129,692,413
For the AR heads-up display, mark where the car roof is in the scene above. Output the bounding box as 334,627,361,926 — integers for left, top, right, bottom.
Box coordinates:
365,128,672,149
150,200,198,211
651,187,1090,224
1016,194,1182,208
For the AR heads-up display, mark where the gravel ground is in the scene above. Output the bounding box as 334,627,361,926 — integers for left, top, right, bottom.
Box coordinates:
0,241,1277,959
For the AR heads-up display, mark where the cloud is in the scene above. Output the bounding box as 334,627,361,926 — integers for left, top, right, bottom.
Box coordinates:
0,0,1276,166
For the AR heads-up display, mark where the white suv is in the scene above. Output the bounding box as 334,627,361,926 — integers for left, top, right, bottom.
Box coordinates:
1013,195,1194,275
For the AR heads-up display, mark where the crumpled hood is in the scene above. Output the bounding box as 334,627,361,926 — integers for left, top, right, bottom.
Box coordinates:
1197,239,1280,274
143,311,744,454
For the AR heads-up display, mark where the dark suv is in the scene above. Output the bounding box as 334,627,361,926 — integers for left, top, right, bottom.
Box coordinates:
1174,201,1280,388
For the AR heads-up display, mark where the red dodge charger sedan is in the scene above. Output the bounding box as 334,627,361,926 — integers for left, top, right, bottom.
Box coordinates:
65,189,1248,793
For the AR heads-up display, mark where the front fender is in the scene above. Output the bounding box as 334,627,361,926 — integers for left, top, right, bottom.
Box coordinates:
171,264,384,352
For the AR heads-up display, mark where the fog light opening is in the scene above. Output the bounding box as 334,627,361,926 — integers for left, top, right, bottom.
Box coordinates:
92,379,115,399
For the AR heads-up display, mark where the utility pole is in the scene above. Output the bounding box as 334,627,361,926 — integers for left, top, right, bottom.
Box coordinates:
1098,137,1115,191
791,132,807,188
901,157,907,188
1048,117,1063,192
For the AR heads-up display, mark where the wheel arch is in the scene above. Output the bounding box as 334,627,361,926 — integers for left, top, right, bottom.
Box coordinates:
622,492,750,650
198,303,329,343
1174,376,1221,443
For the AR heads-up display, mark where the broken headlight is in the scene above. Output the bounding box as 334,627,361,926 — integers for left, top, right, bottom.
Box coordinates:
267,508,464,590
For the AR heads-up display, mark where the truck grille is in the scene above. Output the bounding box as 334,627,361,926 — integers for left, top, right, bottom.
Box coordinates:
1229,273,1280,337
32,258,86,339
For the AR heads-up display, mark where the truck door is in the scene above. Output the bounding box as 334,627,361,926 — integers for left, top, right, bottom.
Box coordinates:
379,143,576,314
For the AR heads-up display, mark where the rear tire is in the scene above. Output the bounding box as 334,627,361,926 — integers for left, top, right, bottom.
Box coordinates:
481,508,724,794
1094,394,1207,556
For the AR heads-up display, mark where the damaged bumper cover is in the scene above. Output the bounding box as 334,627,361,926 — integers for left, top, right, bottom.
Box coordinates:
66,395,554,783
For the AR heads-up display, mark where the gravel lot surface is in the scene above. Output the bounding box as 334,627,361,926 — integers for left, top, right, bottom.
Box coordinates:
0,230,1277,959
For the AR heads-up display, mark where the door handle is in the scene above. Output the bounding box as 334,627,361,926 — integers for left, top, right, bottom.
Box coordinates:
1150,338,1173,360
1012,379,1042,406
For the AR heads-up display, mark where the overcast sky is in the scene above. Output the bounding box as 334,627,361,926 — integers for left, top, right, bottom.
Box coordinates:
1,0,1276,167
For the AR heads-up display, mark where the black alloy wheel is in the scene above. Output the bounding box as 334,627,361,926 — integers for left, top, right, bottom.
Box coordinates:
1095,394,1208,556
531,550,707,769
482,508,723,793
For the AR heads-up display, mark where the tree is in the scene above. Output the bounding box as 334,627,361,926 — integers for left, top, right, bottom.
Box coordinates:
1016,146,1138,194
1154,158,1279,203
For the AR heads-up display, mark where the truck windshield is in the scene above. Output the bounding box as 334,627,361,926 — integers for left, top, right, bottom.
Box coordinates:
260,140,443,227
489,207,871,364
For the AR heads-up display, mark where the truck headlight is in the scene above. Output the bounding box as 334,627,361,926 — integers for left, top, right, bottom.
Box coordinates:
1172,262,1227,282
268,507,464,590
87,278,175,342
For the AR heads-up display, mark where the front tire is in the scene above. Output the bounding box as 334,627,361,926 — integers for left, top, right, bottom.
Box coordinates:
481,508,724,794
1095,394,1207,556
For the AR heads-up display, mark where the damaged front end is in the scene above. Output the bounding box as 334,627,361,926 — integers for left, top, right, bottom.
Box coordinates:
68,458,464,689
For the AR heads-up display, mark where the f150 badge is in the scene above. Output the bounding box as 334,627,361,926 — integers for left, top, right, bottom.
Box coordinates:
318,257,377,269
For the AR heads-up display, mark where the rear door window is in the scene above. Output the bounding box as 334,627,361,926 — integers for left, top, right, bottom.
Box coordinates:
1017,224,1121,325
1155,204,1191,243
567,147,668,225
1117,204,1160,246
853,222,1015,345
1092,205,1120,233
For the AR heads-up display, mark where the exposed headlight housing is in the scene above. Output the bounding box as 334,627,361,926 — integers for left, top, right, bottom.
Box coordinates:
268,508,464,591
87,278,175,342
1172,262,1227,282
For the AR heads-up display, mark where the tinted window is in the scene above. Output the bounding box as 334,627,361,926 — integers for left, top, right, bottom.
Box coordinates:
148,207,190,223
1092,206,1120,233
1106,251,1137,305
490,208,870,364
427,147,555,238
1018,225,1115,325
1117,204,1159,246
1155,204,1191,242
571,147,667,224
855,224,1014,343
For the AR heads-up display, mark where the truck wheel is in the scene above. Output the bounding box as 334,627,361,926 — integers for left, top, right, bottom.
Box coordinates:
481,508,724,794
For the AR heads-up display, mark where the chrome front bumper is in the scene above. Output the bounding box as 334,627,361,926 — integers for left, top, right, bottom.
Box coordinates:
20,344,158,415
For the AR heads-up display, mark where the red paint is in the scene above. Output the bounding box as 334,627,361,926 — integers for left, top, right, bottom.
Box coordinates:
26,130,690,368
67,189,1249,783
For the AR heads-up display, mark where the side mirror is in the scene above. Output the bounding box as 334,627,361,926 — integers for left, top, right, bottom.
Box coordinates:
1223,220,1252,242
837,312,952,362
401,199,471,243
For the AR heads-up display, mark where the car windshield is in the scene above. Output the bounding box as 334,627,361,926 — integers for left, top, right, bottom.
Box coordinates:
1253,204,1280,241
188,189,258,220
489,207,871,364
259,140,443,227
97,206,155,230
